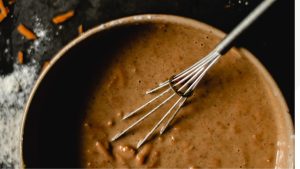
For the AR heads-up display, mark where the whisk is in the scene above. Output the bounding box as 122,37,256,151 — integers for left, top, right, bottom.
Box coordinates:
111,0,275,148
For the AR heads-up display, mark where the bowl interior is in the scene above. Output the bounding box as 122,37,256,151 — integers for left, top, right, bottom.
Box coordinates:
22,24,153,167
22,15,293,168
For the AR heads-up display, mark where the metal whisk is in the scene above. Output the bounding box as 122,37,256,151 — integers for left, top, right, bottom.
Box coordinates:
111,0,275,148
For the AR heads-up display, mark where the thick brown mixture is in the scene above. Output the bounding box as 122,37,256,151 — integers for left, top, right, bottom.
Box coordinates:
80,22,282,168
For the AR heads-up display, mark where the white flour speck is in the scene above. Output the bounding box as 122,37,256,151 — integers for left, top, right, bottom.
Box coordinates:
32,16,51,51
0,64,37,168
58,25,63,30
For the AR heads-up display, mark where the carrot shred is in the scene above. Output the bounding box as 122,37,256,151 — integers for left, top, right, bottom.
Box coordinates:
0,14,5,22
78,24,83,35
17,24,37,40
0,0,8,22
18,51,24,64
52,10,74,24
42,61,50,71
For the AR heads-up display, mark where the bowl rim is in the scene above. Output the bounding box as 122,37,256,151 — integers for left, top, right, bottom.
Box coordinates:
19,14,294,168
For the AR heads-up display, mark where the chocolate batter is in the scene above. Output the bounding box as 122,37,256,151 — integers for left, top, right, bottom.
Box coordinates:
79,20,291,168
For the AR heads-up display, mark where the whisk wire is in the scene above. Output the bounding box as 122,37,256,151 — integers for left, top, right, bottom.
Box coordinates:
159,55,220,135
160,97,187,134
146,51,219,94
111,0,276,148
136,97,184,148
111,92,176,142
122,88,172,120
111,52,220,146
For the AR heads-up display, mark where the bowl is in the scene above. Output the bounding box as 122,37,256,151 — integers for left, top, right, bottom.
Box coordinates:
20,14,294,168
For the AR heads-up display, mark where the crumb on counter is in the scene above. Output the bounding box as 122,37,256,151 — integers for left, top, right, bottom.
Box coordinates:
52,10,74,24
17,24,37,40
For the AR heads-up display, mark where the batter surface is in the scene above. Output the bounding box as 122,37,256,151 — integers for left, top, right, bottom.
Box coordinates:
79,21,287,168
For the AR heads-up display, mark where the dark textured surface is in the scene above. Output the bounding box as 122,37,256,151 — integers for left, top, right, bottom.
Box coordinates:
0,0,294,112
0,0,294,167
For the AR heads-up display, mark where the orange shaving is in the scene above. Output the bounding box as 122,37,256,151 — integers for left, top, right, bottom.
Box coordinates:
42,61,50,71
17,51,24,64
0,14,5,22
17,24,37,40
52,10,74,24
0,0,8,22
0,15,5,22
78,24,83,35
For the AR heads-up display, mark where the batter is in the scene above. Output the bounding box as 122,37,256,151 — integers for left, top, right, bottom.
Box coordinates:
79,21,290,168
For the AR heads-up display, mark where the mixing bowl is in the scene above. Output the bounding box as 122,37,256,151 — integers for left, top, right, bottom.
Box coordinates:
20,14,294,168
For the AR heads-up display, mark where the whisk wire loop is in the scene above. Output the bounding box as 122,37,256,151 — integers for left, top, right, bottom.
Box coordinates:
111,52,221,147
110,0,276,148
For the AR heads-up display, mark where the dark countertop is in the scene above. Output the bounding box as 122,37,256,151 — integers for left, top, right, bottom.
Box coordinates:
0,0,294,168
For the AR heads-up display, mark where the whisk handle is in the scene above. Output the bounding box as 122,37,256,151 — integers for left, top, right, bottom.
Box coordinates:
214,0,276,54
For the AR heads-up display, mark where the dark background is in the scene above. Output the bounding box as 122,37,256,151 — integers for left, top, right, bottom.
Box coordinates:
0,0,294,118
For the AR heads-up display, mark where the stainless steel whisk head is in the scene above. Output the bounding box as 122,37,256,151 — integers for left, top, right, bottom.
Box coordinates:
111,0,275,148
111,51,221,148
